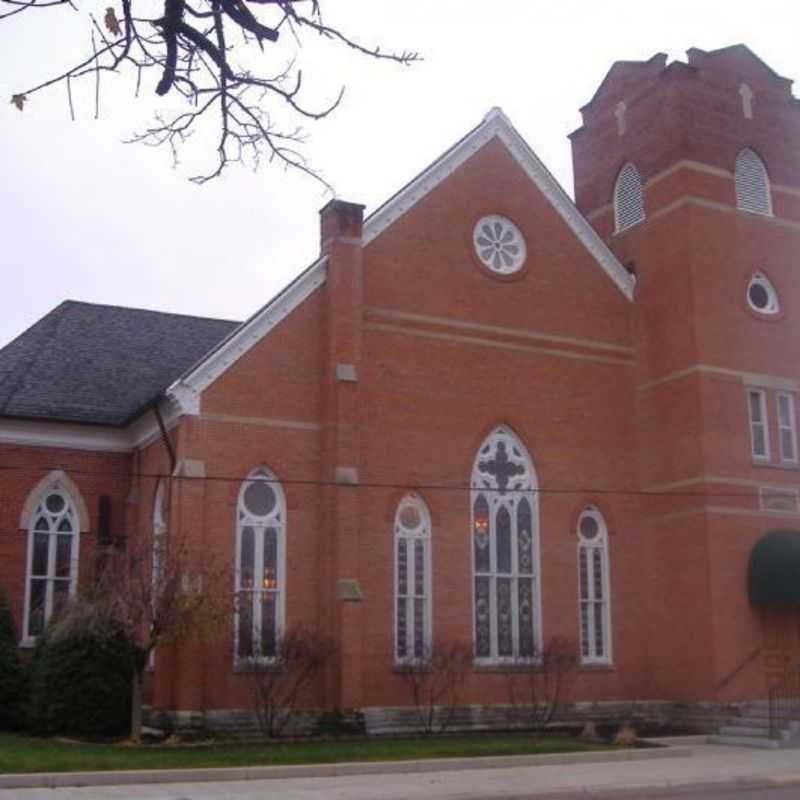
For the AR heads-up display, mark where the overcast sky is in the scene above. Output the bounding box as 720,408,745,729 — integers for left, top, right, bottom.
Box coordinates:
1,0,799,349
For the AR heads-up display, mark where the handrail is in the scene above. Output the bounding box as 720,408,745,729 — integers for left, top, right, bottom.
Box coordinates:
768,657,800,740
713,646,762,696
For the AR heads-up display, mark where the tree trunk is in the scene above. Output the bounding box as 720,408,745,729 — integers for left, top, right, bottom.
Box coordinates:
130,666,143,741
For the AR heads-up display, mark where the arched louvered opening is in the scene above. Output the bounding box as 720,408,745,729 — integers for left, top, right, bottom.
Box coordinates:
613,162,645,233
735,148,772,216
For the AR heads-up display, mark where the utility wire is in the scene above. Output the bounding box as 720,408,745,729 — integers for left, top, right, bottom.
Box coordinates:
0,462,785,499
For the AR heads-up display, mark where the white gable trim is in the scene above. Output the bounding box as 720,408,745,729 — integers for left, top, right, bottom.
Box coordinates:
363,108,634,301
166,255,329,414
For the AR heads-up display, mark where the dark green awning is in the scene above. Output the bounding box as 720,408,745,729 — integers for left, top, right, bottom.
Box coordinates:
748,530,800,609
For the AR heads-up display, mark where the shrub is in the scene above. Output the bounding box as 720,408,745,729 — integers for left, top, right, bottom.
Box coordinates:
0,592,28,731
29,618,136,738
249,626,337,738
506,637,579,732
398,640,472,734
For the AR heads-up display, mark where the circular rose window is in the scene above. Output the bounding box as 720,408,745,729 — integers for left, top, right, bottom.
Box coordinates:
473,215,526,275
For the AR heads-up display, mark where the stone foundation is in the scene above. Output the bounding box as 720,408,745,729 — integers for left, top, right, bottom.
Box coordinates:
145,700,744,738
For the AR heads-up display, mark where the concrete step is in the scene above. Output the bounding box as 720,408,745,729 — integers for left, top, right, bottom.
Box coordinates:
725,719,771,731
719,724,769,737
708,734,780,749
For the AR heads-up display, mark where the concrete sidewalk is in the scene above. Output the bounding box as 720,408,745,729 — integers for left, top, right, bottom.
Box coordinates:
2,738,800,798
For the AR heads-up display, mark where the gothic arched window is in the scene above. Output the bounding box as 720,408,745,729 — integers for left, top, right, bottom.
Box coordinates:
613,162,645,233
23,478,80,640
394,493,432,662
577,507,612,664
234,466,285,662
735,148,772,216
471,426,540,663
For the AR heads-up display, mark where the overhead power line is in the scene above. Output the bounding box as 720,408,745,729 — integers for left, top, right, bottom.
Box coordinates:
0,463,782,499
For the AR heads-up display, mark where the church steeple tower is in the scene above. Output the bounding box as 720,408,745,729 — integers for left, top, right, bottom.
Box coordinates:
571,46,800,701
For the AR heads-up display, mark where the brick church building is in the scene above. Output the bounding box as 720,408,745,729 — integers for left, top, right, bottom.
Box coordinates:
2,44,800,729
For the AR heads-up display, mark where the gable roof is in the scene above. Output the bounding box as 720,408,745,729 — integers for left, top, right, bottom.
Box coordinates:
363,108,635,299
166,108,634,414
169,108,634,413
0,301,238,426
3,110,634,428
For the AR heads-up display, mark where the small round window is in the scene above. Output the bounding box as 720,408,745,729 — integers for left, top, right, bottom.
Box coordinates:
747,272,779,315
473,215,526,275
243,480,276,518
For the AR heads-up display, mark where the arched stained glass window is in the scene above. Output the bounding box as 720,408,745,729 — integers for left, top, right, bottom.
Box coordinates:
471,426,540,663
613,162,645,233
735,148,772,216
234,466,285,662
577,507,612,664
394,493,432,662
24,480,79,640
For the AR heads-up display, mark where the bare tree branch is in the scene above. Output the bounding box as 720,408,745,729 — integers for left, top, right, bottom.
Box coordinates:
4,0,420,184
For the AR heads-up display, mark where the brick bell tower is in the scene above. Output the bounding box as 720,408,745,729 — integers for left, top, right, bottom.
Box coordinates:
571,46,800,702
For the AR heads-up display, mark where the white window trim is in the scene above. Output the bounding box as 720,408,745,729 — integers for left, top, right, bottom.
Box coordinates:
470,426,542,666
776,392,798,465
576,507,612,666
748,388,771,462
746,272,780,315
233,466,286,666
393,493,433,665
21,481,81,646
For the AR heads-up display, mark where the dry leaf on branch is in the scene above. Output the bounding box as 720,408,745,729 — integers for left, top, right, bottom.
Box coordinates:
104,7,121,37
11,94,27,111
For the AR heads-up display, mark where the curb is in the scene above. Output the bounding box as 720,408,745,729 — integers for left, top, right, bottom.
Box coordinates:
0,745,691,790
524,774,800,800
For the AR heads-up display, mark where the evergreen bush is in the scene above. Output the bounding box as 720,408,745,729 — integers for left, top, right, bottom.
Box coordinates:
0,591,28,731
29,619,135,738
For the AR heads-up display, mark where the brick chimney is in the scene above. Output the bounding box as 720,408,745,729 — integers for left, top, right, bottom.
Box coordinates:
318,199,366,711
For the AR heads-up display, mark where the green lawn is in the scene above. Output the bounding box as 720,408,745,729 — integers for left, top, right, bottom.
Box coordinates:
0,733,613,774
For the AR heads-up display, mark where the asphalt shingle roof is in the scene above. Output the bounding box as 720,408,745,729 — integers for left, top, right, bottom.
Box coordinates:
0,301,240,426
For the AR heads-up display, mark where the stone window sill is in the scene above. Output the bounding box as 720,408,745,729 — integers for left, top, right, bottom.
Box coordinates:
233,660,283,674
579,663,615,672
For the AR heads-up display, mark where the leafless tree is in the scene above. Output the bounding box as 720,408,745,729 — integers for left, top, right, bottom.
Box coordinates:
248,624,336,738
4,0,419,183
51,527,232,740
397,641,472,734
505,637,579,733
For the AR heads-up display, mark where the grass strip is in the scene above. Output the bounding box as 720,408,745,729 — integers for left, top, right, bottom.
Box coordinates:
0,733,614,774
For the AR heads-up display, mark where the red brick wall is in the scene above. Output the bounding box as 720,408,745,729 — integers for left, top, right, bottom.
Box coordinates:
5,48,799,719
0,444,131,640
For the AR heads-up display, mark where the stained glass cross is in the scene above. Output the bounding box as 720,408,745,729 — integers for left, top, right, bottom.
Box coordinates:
479,441,525,494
